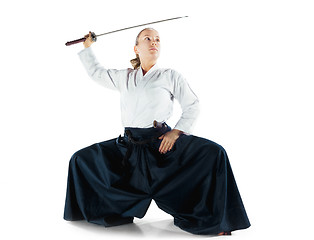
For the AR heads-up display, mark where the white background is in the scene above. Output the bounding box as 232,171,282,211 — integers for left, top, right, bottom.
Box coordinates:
1,0,313,239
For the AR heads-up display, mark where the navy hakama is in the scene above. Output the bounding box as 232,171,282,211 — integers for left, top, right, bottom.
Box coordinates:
64,124,250,235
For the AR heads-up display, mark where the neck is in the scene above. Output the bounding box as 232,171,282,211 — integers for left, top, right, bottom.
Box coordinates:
141,60,157,76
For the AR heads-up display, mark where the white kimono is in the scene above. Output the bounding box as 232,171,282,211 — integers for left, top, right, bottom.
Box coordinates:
78,47,200,134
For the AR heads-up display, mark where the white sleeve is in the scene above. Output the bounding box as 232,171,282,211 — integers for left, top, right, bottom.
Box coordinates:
78,47,128,91
172,70,200,134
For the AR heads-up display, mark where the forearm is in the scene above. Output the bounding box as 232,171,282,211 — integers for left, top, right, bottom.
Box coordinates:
78,47,119,91
174,100,200,134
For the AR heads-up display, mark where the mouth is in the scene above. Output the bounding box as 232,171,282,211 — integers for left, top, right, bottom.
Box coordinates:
150,48,158,51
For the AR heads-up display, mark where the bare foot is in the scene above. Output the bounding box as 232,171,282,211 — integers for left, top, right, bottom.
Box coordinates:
218,231,232,236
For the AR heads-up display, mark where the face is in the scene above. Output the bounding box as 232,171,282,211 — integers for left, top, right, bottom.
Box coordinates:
134,29,160,63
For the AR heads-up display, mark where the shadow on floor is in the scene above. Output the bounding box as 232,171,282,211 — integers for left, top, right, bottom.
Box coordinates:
67,218,217,238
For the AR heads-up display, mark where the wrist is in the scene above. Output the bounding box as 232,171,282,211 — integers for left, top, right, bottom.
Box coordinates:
172,129,183,135
84,44,91,48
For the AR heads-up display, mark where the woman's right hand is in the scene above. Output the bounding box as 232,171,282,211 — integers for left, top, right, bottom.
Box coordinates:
83,31,94,48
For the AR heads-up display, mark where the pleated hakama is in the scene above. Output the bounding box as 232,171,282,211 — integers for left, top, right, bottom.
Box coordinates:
64,125,250,235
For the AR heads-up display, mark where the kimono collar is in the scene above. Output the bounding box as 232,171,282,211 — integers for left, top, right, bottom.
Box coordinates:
139,64,159,79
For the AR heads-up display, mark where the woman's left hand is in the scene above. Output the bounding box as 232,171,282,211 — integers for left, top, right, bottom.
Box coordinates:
158,129,183,154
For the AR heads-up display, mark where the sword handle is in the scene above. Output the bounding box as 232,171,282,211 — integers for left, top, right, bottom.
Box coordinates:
65,32,97,46
65,37,86,46
153,120,167,129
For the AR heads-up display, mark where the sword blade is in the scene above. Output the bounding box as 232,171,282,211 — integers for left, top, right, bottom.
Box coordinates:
96,16,188,37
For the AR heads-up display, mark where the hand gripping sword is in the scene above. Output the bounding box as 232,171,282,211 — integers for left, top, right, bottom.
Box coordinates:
65,16,188,46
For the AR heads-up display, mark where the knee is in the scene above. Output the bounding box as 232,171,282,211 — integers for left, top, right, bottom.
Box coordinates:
204,138,225,155
212,144,229,173
71,147,86,160
69,144,96,167
68,150,83,169
203,140,229,169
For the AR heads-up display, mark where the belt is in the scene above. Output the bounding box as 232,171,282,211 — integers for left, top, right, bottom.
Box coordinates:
125,121,168,145
121,121,168,168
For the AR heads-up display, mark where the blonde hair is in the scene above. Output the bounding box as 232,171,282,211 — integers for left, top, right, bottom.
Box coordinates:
130,28,156,69
130,54,141,69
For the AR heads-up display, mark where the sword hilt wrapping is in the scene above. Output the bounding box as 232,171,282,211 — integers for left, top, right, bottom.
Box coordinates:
65,37,86,46
65,32,97,46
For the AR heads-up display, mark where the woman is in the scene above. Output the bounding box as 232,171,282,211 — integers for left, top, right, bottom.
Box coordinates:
64,28,250,236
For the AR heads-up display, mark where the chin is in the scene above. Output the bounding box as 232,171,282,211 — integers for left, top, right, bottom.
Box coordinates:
151,53,160,58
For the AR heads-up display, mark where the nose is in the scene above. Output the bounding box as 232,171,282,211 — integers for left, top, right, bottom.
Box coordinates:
151,40,157,46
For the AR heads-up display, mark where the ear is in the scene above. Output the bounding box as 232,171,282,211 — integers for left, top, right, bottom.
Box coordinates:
134,45,139,55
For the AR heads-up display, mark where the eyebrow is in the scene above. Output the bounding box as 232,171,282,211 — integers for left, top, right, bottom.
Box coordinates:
143,35,160,38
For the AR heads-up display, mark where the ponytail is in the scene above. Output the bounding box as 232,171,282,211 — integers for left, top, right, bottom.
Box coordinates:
130,54,141,69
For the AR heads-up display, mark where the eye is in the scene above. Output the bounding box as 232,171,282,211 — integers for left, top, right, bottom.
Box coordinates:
145,37,151,41
156,38,160,42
